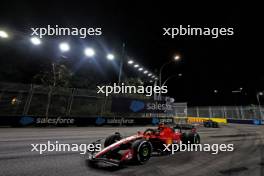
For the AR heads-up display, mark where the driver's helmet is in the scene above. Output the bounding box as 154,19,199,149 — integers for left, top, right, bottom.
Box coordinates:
158,123,165,130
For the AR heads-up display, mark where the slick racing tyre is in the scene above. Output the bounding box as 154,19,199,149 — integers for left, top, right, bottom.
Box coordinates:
132,139,152,164
181,132,188,144
182,133,200,144
212,122,219,128
188,133,201,144
104,132,122,147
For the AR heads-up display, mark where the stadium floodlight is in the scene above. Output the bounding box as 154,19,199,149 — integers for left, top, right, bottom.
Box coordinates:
134,64,139,68
84,48,95,57
174,54,181,61
155,77,158,80
106,53,115,60
30,37,41,45
59,42,70,52
148,73,152,77
178,73,183,77
128,60,134,64
214,90,218,93
143,70,148,74
259,92,263,96
138,67,143,71
0,30,8,38
151,75,155,78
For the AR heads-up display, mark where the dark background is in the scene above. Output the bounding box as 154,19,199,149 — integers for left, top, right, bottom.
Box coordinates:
0,1,260,105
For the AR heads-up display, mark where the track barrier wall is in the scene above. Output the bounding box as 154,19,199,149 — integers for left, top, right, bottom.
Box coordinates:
0,116,174,127
1,116,262,127
187,117,263,125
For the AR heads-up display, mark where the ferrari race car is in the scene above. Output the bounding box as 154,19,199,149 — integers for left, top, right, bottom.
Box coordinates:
87,124,200,167
203,119,219,128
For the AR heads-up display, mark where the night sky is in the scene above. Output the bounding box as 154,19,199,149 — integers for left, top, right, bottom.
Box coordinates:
0,1,261,105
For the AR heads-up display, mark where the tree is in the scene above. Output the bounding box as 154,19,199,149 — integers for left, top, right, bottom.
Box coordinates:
33,63,72,87
33,62,73,119
123,77,144,86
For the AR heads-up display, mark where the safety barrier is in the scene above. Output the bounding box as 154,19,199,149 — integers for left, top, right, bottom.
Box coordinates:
0,116,174,127
186,117,262,125
187,117,227,124
227,119,263,125
1,116,262,127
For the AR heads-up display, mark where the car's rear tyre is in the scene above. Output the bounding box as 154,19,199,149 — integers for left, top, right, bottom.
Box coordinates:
132,139,152,164
189,133,200,144
104,132,122,147
181,132,188,144
182,133,200,144
212,123,218,128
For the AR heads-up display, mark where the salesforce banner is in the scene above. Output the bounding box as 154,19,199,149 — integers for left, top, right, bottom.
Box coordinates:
111,97,172,113
0,116,173,127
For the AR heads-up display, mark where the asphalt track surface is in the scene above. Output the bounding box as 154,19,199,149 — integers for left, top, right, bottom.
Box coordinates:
0,124,263,176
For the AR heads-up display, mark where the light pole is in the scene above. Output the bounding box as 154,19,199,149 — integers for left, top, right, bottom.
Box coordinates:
155,73,182,101
158,54,181,100
231,87,249,119
161,73,182,87
118,43,126,86
231,87,244,104
256,91,263,120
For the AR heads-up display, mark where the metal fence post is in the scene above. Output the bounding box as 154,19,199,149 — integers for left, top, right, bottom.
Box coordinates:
240,106,245,119
209,106,212,118
100,96,108,116
221,107,224,118
23,84,34,115
223,106,227,118
252,105,257,120
66,88,75,117
45,86,53,119
196,107,199,117
235,106,240,119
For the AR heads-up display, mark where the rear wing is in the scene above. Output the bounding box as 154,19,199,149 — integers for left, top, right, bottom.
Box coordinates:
173,124,195,130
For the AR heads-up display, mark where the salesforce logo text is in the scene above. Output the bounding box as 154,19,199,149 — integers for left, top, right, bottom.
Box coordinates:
107,118,134,125
36,117,74,124
146,102,172,111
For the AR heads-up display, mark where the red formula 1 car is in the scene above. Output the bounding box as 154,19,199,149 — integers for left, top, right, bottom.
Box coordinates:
87,124,200,167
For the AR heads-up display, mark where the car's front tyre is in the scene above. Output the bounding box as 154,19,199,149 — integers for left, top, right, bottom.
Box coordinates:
132,139,152,164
